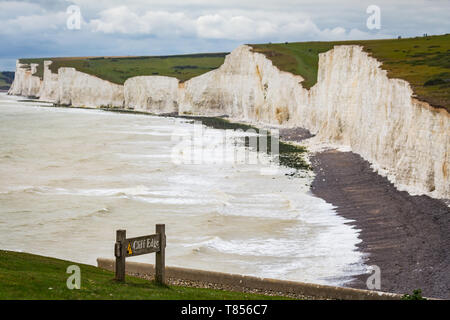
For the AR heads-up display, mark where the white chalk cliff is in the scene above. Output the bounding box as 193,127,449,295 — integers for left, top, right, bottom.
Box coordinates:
124,76,179,113
8,61,42,97
8,45,449,199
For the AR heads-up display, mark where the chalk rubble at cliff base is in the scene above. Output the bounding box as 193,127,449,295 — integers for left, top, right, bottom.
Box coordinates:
8,45,450,199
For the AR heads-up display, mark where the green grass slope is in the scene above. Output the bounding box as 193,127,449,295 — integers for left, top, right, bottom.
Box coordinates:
20,52,227,85
0,250,289,300
250,34,450,111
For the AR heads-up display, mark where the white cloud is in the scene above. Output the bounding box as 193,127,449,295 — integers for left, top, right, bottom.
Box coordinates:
195,14,278,40
0,1,45,19
89,6,196,37
90,6,149,34
87,7,384,41
0,12,68,34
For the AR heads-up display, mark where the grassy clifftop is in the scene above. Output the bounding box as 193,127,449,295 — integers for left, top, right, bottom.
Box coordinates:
250,34,450,111
0,250,287,300
20,52,227,84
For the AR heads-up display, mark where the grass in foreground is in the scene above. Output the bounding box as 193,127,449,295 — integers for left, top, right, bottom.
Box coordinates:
0,250,289,300
19,52,227,84
250,34,450,111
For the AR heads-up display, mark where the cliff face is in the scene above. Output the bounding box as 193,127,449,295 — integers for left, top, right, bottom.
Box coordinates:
12,61,124,108
310,46,449,198
8,61,42,97
38,61,58,101
180,45,449,198
57,67,124,108
8,45,449,199
124,76,179,113
180,45,308,125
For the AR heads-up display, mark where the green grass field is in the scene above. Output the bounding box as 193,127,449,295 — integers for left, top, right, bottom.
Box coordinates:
20,52,227,84
250,34,450,111
0,250,289,300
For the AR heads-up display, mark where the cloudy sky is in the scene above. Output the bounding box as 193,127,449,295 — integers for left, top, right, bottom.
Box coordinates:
0,0,449,70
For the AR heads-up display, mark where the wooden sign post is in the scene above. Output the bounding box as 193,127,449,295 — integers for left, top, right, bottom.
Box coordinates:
114,224,166,284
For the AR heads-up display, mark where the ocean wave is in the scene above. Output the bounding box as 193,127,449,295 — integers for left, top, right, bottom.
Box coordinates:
183,235,360,260
0,185,228,207
0,185,153,197
106,130,185,137
180,234,366,285
116,153,171,160
135,196,226,206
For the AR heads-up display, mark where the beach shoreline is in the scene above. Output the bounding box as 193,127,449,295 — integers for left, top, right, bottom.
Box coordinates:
278,127,449,299
308,149,449,299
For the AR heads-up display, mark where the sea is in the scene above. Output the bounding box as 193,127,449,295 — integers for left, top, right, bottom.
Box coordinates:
0,92,366,286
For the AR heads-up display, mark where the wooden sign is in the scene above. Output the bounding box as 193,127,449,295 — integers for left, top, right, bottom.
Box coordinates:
114,224,166,284
124,234,160,257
